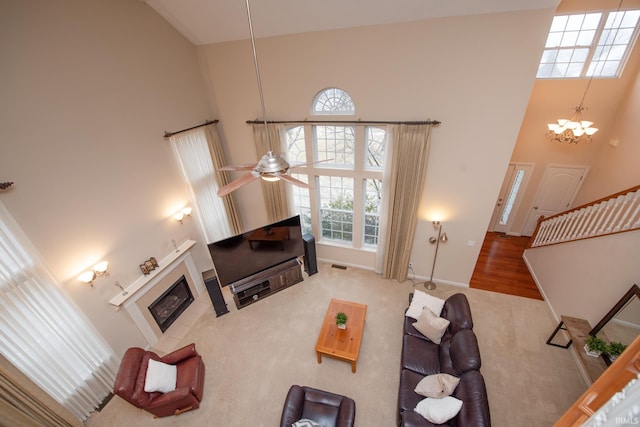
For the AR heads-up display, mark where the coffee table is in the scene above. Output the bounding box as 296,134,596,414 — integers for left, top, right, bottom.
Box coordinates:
315,298,367,373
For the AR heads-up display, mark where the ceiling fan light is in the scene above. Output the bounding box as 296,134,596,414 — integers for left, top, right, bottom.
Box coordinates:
261,174,280,182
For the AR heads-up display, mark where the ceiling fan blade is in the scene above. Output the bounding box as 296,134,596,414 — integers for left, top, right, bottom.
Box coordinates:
279,174,310,189
219,163,258,171
217,173,259,196
290,158,334,168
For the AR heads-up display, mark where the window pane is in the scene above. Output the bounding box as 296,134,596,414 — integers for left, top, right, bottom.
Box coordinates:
363,179,382,246
590,9,640,77
366,126,386,170
315,125,355,167
291,173,311,235
312,88,355,115
318,175,354,243
286,126,306,163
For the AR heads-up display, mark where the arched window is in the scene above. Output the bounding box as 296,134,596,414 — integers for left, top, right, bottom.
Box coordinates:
311,88,355,115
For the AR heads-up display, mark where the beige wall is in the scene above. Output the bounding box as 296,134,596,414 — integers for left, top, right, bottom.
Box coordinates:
524,230,640,326
198,8,555,285
0,0,212,356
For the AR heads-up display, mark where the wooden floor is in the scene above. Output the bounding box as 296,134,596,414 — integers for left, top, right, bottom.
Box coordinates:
470,232,543,300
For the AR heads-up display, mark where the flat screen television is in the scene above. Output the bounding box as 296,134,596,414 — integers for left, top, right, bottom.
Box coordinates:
207,215,304,287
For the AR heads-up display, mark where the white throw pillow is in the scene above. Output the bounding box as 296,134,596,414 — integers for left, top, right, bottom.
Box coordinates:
292,419,323,427
415,373,460,398
144,358,177,393
413,306,450,344
414,396,463,424
406,290,445,320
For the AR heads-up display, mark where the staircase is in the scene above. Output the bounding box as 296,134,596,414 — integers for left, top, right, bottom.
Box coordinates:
529,185,640,248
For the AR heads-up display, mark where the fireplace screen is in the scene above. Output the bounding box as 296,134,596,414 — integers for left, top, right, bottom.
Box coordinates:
148,275,194,333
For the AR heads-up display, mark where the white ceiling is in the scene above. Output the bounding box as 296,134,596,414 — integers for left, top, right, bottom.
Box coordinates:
144,0,559,45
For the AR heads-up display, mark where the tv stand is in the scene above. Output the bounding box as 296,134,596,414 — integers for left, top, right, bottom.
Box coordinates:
230,258,303,309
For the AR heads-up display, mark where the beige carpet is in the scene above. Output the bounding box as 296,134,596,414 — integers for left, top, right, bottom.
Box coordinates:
86,262,586,426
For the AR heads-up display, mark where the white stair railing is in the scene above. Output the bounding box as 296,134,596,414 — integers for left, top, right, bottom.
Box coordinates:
529,185,640,248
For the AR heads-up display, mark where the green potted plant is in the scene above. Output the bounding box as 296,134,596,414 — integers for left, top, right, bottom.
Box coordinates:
336,312,348,329
584,335,608,357
606,341,627,360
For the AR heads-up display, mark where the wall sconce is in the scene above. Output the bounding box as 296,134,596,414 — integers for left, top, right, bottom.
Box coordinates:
77,261,109,287
173,207,192,224
424,221,448,291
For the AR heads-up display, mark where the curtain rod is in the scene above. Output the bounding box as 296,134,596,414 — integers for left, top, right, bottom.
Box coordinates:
245,119,441,126
163,119,219,138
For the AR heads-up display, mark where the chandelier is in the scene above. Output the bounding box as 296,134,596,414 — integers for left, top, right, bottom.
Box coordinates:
546,105,599,144
546,75,599,144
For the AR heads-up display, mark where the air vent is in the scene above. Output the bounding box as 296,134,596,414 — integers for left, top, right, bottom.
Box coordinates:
331,264,347,270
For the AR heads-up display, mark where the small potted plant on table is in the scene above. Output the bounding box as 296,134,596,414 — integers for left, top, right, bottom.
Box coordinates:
336,312,348,330
584,335,608,357
606,341,627,361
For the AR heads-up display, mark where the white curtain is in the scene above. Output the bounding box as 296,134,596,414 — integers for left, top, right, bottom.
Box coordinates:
0,201,118,421
170,126,235,243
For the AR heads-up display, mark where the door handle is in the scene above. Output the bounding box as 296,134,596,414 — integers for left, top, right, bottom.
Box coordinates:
534,206,539,210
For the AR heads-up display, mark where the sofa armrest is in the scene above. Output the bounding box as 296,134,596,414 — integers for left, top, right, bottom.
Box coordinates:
145,387,200,418
161,343,198,365
280,385,305,427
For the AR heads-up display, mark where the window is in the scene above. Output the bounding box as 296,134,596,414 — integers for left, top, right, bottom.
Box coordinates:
286,125,387,248
537,9,640,78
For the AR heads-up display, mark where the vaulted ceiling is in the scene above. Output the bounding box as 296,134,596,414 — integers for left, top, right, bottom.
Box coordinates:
144,0,559,45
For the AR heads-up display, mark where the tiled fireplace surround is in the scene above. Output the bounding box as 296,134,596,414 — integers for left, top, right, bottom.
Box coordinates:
109,240,208,349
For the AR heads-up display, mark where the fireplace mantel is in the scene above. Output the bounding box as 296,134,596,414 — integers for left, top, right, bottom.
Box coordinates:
108,239,197,308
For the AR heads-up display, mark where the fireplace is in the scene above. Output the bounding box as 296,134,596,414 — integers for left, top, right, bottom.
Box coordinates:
148,275,194,333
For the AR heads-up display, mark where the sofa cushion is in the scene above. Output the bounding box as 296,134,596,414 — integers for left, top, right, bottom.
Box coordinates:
414,396,463,424
398,369,426,417
401,335,440,376
413,307,450,344
441,293,474,335
414,373,460,399
449,330,481,375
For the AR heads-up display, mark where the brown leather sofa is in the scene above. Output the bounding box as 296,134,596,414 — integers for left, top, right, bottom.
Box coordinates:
280,385,356,427
397,293,491,426
114,343,205,418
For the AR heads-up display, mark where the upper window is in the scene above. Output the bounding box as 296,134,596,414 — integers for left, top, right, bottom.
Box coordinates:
312,88,355,114
537,9,640,78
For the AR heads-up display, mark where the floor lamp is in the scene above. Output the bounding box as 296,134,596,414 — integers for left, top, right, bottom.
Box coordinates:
424,221,448,290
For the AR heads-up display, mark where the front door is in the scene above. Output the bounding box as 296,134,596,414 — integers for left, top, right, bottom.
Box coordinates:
522,164,589,236
489,163,533,234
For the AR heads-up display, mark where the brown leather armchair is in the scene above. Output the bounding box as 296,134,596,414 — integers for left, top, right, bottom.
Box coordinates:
113,343,205,418
280,385,356,427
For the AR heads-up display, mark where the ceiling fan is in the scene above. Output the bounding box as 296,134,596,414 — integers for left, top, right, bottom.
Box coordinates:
216,0,318,198
217,151,320,197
